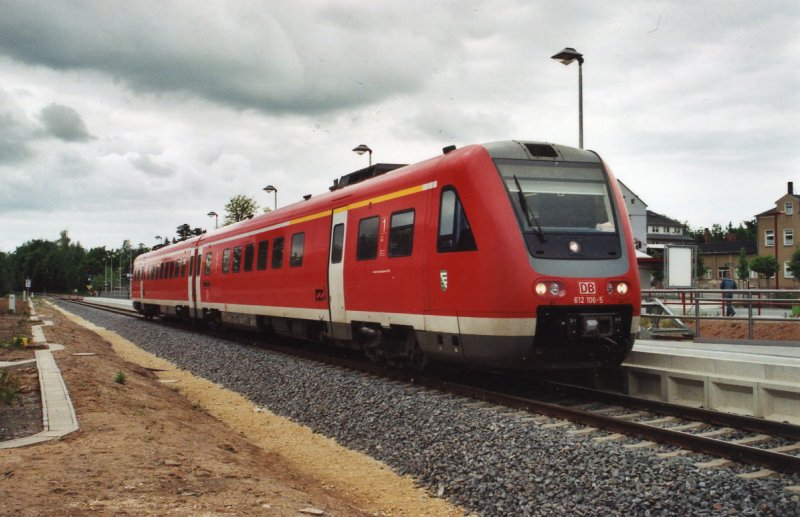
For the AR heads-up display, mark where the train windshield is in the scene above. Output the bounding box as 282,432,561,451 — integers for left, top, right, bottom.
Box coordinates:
496,159,622,260
498,160,616,234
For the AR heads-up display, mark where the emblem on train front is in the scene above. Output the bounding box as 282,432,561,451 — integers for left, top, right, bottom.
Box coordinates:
440,270,448,292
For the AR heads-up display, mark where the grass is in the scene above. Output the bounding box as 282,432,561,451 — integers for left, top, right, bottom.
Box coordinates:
114,371,127,385
0,369,18,404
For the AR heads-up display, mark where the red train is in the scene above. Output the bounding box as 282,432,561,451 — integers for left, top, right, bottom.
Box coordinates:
132,140,641,369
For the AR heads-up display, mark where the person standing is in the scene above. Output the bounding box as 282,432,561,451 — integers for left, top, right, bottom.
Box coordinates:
720,271,737,317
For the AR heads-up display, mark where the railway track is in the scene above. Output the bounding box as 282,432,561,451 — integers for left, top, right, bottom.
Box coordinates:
55,296,800,476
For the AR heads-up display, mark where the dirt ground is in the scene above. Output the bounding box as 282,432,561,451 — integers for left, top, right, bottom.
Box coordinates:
690,319,800,341
0,299,464,517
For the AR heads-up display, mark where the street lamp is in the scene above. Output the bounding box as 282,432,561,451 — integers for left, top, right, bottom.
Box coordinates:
263,185,278,211
352,144,373,166
551,47,584,149
207,211,219,229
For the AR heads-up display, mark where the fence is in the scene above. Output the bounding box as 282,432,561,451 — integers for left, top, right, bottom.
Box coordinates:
641,288,800,340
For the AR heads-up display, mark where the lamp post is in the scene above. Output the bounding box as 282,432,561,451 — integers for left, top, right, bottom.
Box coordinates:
207,211,219,229
551,47,584,149
263,185,278,211
352,144,373,166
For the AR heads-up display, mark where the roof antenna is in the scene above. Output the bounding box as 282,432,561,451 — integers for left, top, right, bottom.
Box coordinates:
442,145,456,155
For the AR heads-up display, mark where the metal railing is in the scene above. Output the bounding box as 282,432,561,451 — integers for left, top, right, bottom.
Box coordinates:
641,288,800,340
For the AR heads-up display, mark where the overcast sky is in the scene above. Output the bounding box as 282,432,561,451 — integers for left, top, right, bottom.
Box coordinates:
1,1,798,252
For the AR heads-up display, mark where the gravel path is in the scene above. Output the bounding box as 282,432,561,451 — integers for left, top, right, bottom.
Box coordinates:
57,301,800,516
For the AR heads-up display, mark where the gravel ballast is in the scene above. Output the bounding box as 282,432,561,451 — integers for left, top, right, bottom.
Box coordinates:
56,301,800,516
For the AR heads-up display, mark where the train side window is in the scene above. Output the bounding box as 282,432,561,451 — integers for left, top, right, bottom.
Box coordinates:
222,248,231,273
331,223,344,264
188,256,194,276
388,209,415,258
290,232,304,267
257,240,269,270
272,237,284,269
159,262,165,279
204,253,213,275
232,246,242,273
357,216,379,260
175,260,180,277
438,187,477,252
181,258,187,277
244,243,254,272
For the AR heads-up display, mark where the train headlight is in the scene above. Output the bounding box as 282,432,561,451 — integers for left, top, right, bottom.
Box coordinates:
534,281,566,298
568,240,581,254
607,281,629,296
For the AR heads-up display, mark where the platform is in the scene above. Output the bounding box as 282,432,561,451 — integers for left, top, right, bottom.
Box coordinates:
624,338,800,424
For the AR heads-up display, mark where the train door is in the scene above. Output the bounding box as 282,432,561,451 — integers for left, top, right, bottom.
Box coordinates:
189,247,200,318
327,209,349,339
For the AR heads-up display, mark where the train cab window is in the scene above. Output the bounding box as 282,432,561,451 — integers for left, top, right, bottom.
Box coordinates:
272,237,284,269
244,243,254,272
204,253,213,275
232,246,242,273
222,248,231,273
257,240,269,270
438,187,477,252
357,216,379,260
388,209,415,258
290,233,304,267
331,224,344,264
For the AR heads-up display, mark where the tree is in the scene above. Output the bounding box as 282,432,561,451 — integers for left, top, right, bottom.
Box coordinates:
788,247,800,281
176,224,193,241
696,251,707,280
736,247,750,284
750,255,779,284
224,194,259,225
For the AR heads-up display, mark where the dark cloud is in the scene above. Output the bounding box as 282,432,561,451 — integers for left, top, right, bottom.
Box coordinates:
129,153,175,178
39,103,91,142
0,2,456,115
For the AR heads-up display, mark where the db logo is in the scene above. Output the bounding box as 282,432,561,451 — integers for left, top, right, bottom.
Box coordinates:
578,282,596,294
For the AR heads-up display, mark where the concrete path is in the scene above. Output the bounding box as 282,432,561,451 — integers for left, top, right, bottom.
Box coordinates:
0,300,79,449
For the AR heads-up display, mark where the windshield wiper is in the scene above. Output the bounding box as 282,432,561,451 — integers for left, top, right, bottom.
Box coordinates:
513,175,545,243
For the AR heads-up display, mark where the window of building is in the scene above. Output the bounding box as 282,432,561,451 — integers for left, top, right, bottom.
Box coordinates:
331,224,344,264
204,253,213,275
290,233,305,267
765,229,775,247
785,202,794,215
272,237,284,269
357,216,380,260
784,229,793,246
388,209,415,257
717,266,729,279
232,246,242,273
244,243,254,272
704,269,712,280
438,187,477,252
785,261,795,279
222,248,231,273
257,240,269,270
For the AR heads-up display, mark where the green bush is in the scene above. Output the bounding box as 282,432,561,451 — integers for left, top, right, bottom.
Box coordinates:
0,369,18,404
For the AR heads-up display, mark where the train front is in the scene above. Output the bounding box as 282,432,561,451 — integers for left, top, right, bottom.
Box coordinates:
490,141,641,368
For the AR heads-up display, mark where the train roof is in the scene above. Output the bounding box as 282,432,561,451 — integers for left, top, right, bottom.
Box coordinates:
134,140,602,263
